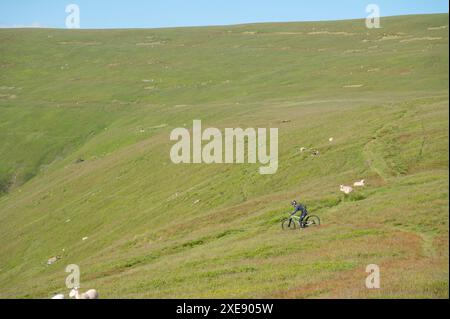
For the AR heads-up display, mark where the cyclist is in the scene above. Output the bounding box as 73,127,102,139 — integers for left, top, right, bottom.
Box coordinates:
290,200,308,228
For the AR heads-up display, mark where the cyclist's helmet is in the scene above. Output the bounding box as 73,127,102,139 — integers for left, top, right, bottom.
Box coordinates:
291,200,297,206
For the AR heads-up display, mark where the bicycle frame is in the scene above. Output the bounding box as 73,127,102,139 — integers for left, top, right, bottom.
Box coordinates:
287,213,312,226
286,214,301,225
287,213,305,221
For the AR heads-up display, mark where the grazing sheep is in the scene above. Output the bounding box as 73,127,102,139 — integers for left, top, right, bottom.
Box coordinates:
329,137,334,142
300,147,307,152
82,237,88,241
47,256,61,265
51,294,65,299
353,179,366,187
69,287,99,299
340,185,353,194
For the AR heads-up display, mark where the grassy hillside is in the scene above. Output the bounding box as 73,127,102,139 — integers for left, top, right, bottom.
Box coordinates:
0,14,448,298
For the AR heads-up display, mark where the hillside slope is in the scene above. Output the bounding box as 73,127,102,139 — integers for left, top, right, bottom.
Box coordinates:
0,14,448,298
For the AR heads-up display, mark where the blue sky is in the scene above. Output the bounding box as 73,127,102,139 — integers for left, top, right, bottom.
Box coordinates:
0,0,448,29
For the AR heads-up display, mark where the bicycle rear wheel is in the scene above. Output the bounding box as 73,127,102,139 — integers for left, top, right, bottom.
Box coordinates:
282,218,298,230
305,215,320,226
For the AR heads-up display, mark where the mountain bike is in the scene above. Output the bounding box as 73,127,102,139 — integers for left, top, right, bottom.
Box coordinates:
281,213,320,230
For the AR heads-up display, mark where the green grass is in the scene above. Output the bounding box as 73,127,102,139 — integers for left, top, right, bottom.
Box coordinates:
0,14,448,298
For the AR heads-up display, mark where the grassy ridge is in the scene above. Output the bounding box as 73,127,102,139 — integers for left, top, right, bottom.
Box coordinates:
0,14,448,298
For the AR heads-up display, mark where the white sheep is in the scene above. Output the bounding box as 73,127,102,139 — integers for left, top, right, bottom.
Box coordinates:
47,256,61,265
300,147,307,152
51,293,65,299
340,185,353,194
69,287,99,299
329,137,334,142
353,179,365,187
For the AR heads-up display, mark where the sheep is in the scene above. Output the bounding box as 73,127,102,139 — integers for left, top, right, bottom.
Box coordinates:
353,179,366,187
47,256,61,265
82,236,88,241
340,185,353,194
69,287,99,299
329,137,334,142
51,293,65,299
299,147,307,152
312,150,320,156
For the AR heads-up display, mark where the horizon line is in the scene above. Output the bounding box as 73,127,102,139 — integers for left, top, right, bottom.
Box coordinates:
0,12,448,31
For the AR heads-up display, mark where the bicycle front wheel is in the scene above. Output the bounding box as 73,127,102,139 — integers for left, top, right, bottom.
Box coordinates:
282,218,298,230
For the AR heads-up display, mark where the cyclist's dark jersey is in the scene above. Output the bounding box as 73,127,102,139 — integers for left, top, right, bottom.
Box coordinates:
292,204,307,215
